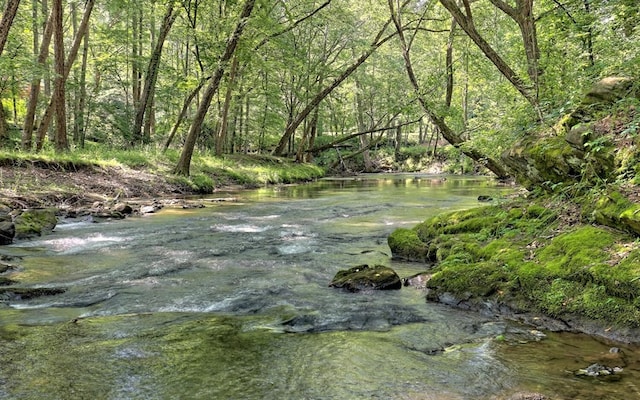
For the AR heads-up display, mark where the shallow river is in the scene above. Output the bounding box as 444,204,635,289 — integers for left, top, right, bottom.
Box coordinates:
1,174,639,399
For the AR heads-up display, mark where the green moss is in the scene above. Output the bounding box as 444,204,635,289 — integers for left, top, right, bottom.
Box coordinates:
534,226,616,275
14,208,57,239
387,228,431,262
591,191,640,235
428,260,511,297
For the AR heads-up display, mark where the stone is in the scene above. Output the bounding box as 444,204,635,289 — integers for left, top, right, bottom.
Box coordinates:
13,208,57,239
329,264,402,292
0,220,15,245
113,202,133,214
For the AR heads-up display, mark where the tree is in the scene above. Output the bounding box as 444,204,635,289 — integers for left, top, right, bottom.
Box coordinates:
52,0,67,151
388,0,509,178
438,0,540,114
272,17,395,156
22,7,53,150
173,0,256,176
35,0,95,151
131,1,179,146
0,0,21,56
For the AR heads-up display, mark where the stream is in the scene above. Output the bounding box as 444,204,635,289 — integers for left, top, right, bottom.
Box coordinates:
1,174,639,399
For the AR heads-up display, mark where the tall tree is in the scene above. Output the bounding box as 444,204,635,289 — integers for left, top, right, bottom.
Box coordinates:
272,17,395,156
52,0,67,151
438,0,540,114
22,8,53,150
173,0,256,176
35,0,95,151
488,0,541,93
389,0,509,178
131,1,179,146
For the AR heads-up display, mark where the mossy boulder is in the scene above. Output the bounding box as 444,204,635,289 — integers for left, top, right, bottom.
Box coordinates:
502,77,637,191
387,228,432,262
329,264,402,292
13,208,57,239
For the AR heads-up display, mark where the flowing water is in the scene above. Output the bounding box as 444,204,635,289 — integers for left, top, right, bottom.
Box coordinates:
1,174,639,400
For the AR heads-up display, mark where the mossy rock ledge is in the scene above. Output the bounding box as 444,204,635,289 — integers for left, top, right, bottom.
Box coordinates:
329,264,402,292
389,199,640,343
502,77,639,191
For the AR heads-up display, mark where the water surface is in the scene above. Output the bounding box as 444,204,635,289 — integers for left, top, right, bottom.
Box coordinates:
1,174,638,399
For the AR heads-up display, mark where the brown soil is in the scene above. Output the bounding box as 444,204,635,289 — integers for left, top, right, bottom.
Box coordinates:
0,163,195,211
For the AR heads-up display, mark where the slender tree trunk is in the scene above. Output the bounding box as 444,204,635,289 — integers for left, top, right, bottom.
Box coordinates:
0,104,7,145
390,0,509,178
78,18,89,148
52,0,67,151
163,80,206,151
174,0,256,176
71,1,79,143
488,0,541,95
0,0,21,56
35,0,95,151
132,2,178,146
216,55,239,155
445,17,456,108
22,10,53,150
439,0,539,113
272,19,395,156
132,7,141,112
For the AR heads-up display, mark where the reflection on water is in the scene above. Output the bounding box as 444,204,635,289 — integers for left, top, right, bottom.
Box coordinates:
1,174,638,399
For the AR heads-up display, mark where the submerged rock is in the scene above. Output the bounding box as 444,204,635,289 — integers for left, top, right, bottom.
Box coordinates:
574,363,623,381
329,264,402,292
0,286,67,301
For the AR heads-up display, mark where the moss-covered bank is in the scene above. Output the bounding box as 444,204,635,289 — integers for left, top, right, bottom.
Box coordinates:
389,77,640,343
389,200,640,340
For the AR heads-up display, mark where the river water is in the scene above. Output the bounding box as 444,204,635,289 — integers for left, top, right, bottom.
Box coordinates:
1,174,639,399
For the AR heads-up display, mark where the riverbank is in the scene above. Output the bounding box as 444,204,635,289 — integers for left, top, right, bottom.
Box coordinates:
0,152,325,213
389,78,640,345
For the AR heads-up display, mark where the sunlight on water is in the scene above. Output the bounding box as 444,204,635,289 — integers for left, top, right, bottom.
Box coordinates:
2,175,639,400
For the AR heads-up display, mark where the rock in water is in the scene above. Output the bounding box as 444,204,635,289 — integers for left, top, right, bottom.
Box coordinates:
329,264,402,292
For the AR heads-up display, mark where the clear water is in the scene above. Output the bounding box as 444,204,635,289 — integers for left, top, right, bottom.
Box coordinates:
1,174,638,400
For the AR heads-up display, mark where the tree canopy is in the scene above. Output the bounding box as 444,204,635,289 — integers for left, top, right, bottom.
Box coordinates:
0,0,637,174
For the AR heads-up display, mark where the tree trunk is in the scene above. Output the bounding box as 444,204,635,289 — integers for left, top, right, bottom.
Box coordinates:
216,55,239,155
132,2,178,146
0,0,21,56
163,79,206,152
439,0,539,112
174,0,256,176
0,104,8,145
488,0,541,95
390,0,509,179
35,0,95,151
272,19,395,156
445,17,456,108
22,10,53,150
77,17,89,148
52,0,67,151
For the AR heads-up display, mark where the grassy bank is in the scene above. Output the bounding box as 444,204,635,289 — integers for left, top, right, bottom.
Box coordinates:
0,148,326,208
